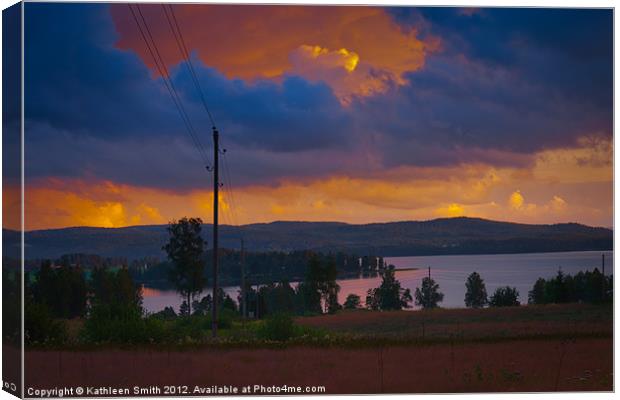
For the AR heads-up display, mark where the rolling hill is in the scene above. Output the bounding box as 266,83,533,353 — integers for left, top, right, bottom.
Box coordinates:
3,217,612,261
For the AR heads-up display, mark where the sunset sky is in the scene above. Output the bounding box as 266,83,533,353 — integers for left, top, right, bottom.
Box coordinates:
6,4,613,230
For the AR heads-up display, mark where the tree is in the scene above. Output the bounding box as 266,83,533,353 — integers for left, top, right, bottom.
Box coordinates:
343,293,361,309
489,286,520,307
33,260,87,318
528,278,547,304
414,276,444,309
303,254,340,314
464,271,487,308
163,217,207,316
366,266,413,310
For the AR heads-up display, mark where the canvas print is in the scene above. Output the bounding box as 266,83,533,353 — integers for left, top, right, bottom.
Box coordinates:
2,2,614,397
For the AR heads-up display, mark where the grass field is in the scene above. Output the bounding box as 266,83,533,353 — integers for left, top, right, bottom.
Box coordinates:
297,303,613,342
20,304,613,394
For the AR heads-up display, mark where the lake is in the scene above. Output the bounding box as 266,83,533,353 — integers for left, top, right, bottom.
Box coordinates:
142,250,613,313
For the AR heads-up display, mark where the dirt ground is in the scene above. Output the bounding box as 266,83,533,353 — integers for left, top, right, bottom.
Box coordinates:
20,337,612,395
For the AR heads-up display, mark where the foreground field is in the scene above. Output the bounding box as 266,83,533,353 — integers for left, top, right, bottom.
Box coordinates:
297,303,613,341
21,338,612,394
20,304,613,394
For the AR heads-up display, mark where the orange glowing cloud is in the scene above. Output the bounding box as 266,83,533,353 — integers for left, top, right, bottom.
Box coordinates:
110,4,439,103
10,136,611,231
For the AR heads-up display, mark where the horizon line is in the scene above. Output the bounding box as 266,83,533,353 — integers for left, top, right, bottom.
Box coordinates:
7,215,614,233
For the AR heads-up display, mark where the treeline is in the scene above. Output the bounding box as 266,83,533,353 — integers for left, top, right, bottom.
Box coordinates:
411,268,613,310
528,268,612,305
24,253,138,270
12,261,143,344
130,249,385,288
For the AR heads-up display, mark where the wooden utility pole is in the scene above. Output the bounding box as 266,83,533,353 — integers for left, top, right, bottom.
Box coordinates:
212,127,219,338
602,253,606,297
428,266,431,279
240,238,246,318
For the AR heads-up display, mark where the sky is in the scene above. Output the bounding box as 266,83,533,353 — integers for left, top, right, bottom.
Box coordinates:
6,3,613,230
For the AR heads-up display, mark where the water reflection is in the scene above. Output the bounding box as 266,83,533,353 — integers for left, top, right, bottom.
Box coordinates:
142,250,613,313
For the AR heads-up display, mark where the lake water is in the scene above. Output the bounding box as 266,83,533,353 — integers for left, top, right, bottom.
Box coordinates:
142,250,613,313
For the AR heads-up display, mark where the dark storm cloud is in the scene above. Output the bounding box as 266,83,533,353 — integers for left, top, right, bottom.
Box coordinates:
23,4,612,190
363,6,613,168
24,3,353,188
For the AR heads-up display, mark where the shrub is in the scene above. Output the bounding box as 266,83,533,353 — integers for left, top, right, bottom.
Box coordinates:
81,303,166,344
24,301,68,345
489,286,520,307
151,306,177,320
343,293,361,309
257,313,296,341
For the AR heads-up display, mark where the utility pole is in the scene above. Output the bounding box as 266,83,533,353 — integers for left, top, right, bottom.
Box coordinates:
240,238,246,318
428,266,431,279
211,127,219,338
602,253,606,298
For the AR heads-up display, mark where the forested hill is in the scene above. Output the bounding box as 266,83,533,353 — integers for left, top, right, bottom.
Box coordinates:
5,217,613,260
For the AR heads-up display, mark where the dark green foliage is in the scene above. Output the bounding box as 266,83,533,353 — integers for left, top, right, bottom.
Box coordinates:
367,266,413,310
528,268,612,305
295,281,323,315
414,276,443,309
192,288,238,316
192,295,211,316
162,217,207,315
82,267,152,343
24,300,67,345
179,301,190,317
257,281,297,316
170,311,234,340
82,303,166,344
465,271,488,308
131,250,366,291
489,286,520,307
528,278,547,305
32,260,87,318
257,313,296,341
343,293,362,309
91,267,142,309
151,306,177,320
303,255,341,314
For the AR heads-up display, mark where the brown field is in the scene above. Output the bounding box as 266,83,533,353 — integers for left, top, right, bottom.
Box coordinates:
20,338,612,394
16,304,613,395
296,303,613,340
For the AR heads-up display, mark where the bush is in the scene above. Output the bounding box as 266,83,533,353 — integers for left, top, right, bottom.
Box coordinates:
489,286,520,307
343,293,361,309
169,310,235,341
25,301,68,345
257,313,296,341
81,303,167,344
151,306,177,320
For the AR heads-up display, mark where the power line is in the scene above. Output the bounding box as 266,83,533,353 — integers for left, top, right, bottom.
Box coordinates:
163,4,217,129
221,150,241,227
128,4,210,167
135,4,209,162
163,5,242,231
